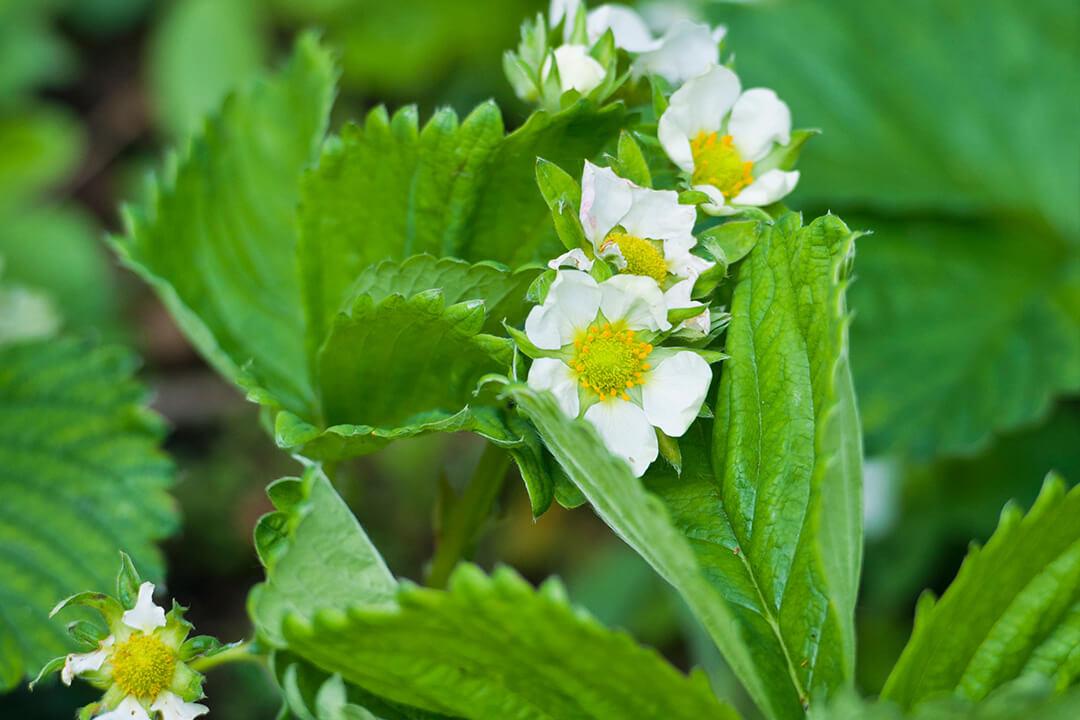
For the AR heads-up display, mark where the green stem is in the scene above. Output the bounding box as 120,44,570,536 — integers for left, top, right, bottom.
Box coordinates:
425,443,511,589
187,640,264,673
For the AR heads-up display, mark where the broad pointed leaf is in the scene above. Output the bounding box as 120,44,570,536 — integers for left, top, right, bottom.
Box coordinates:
0,337,176,689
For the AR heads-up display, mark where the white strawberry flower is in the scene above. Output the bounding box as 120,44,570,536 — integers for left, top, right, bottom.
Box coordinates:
659,65,800,215
542,44,607,95
551,161,713,332
525,270,712,476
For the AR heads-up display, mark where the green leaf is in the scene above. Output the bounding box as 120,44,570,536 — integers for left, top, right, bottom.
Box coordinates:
508,212,864,719
615,131,651,187
297,99,626,351
0,106,82,204
316,290,512,429
850,220,1080,459
0,337,176,690
284,564,741,720
698,220,764,265
881,473,1080,709
249,466,397,648
111,33,336,419
147,0,266,139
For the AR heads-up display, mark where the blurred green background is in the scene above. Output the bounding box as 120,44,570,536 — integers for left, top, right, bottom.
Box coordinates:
2,0,1077,717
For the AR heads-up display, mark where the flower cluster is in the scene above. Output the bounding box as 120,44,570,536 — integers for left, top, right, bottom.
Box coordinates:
511,0,808,475
34,556,221,720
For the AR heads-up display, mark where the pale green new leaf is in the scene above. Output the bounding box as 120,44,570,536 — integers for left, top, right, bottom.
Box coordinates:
882,473,1080,709
298,99,626,353
0,337,176,689
850,221,1080,459
111,32,336,419
283,564,741,720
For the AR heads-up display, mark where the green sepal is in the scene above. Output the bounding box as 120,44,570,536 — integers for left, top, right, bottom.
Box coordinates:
667,304,707,325
535,157,580,210
567,2,588,45
159,599,195,649
178,635,223,662
503,51,538,103
754,129,819,175
505,324,546,360
692,255,728,298
657,430,682,474
78,702,105,720
51,591,124,628
589,257,615,282
28,656,65,690
67,620,107,648
169,660,205,701
615,131,651,187
526,268,556,305
650,75,671,118
678,190,710,205
700,219,765,265
553,200,588,252
116,552,142,610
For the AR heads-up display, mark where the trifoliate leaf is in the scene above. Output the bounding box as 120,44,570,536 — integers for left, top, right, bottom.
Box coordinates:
850,220,1080,459
0,337,176,690
881,473,1080,709
111,32,336,419
283,564,741,720
297,99,626,350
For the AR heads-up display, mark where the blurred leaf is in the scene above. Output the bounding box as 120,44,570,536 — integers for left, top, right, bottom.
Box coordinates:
61,0,152,35
148,0,266,139
0,106,83,204
0,205,118,333
112,33,336,418
0,337,176,689
850,220,1080,459
284,564,741,720
721,0,1080,239
882,473,1080,709
298,99,626,352
0,2,74,104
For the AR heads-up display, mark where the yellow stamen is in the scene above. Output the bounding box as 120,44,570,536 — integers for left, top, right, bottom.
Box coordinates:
690,131,754,199
111,633,176,699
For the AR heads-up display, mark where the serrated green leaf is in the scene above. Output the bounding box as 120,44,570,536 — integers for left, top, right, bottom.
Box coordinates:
298,99,626,351
249,466,397,648
284,564,741,720
111,33,336,419
851,221,1080,459
882,473,1080,708
317,290,511,429
0,337,176,689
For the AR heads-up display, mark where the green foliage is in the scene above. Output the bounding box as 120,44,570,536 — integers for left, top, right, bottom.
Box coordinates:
148,0,266,139
0,107,82,204
0,1,73,104
849,220,1080,458
506,211,863,719
112,32,337,419
298,99,625,352
882,474,1080,708
0,337,176,690
284,564,739,720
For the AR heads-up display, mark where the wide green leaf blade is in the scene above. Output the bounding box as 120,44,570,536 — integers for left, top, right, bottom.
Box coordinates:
284,564,740,720
297,100,625,353
0,337,176,689
882,473,1080,708
111,32,336,418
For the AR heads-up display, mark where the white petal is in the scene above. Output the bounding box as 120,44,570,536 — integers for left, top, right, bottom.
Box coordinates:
525,270,601,350
728,88,793,162
642,352,712,437
599,274,670,331
587,5,659,52
692,183,736,216
547,248,594,271
664,243,714,279
150,691,209,720
94,696,151,720
528,358,581,418
634,20,721,86
550,0,582,28
619,186,696,243
548,45,606,95
680,309,712,336
658,65,741,173
122,582,166,634
663,278,698,310
579,161,633,246
62,636,114,686
731,169,800,207
583,399,658,477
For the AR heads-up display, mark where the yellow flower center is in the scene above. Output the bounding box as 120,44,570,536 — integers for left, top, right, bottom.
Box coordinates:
603,231,668,283
111,633,175,699
690,131,754,198
572,323,653,401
